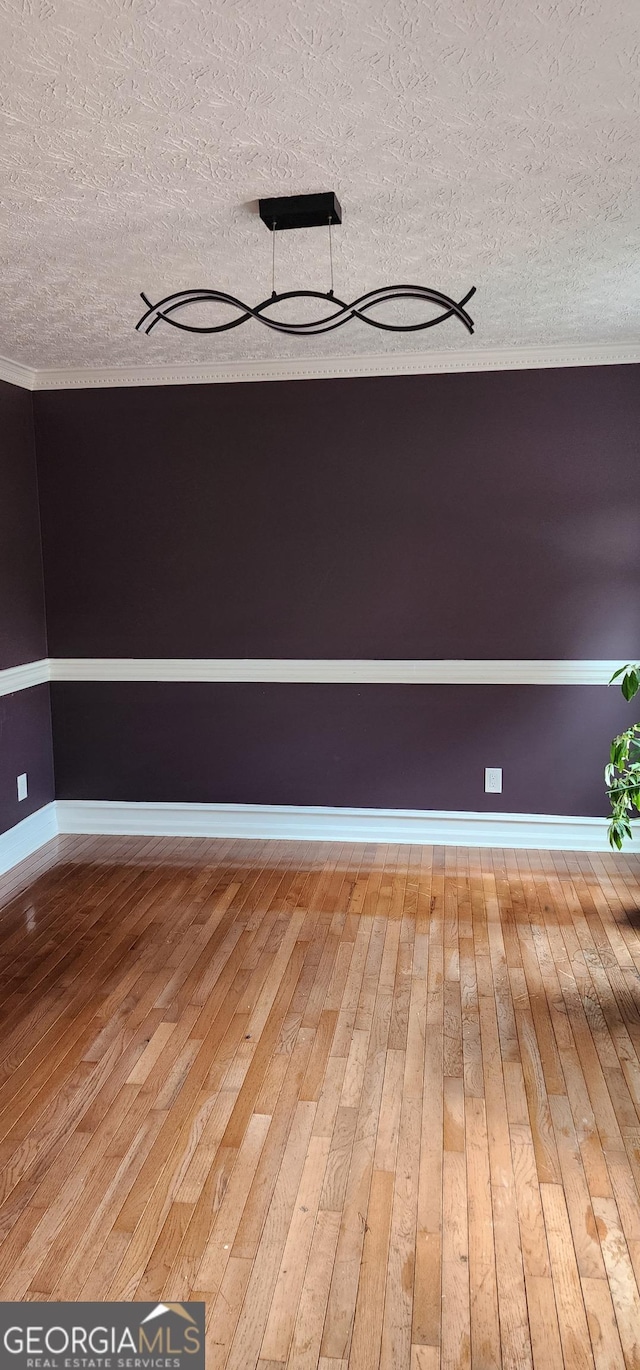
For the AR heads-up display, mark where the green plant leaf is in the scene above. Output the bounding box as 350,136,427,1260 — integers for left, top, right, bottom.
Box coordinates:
624,668,638,701
606,666,640,847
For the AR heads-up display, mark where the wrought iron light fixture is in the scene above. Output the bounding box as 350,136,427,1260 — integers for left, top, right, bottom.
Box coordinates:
136,192,476,338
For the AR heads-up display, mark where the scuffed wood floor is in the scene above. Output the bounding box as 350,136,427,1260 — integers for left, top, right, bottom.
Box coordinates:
1,835,640,1368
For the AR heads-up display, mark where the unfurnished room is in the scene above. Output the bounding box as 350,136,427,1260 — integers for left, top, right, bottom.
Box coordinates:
1,1,640,1366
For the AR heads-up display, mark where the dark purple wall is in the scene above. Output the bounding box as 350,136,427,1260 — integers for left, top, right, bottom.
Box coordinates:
0,380,48,669
34,367,640,661
32,366,640,818
51,682,633,817
0,687,54,833
0,379,53,836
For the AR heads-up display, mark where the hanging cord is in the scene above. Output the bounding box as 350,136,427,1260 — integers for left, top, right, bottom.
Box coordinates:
271,222,276,297
271,221,277,298
328,216,334,297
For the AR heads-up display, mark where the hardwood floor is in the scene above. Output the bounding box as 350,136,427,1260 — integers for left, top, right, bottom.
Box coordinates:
1,835,640,1368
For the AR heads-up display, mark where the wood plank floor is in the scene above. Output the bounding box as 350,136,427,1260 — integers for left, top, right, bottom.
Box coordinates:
1,835,640,1368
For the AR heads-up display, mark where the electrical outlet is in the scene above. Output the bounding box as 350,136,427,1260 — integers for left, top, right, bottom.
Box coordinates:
17,773,28,802
484,767,502,794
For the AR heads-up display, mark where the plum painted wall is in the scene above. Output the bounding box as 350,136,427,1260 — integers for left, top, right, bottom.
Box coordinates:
35,367,640,660
28,363,640,817
0,380,54,835
51,681,635,817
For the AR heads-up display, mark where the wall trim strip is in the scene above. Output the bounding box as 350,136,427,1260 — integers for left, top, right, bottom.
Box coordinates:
3,342,640,392
56,800,637,853
0,659,51,696
49,657,625,685
1,799,635,878
0,803,58,876
0,657,628,695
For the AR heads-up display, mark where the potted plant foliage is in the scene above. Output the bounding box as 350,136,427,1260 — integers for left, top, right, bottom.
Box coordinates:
606,664,640,848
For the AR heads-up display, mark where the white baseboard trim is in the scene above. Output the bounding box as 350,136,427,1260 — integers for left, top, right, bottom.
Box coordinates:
55,800,638,853
0,800,635,879
3,342,640,392
0,803,58,876
0,656,631,696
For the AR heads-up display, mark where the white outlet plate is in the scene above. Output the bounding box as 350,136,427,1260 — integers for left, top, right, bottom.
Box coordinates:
17,773,28,801
484,767,503,794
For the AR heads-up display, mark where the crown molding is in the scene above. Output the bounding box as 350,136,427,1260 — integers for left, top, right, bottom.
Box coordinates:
0,354,38,390
2,342,640,392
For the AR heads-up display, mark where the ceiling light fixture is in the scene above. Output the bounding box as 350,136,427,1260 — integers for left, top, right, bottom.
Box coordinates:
136,192,476,339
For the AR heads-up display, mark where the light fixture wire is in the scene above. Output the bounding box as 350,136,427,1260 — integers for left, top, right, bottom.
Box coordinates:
328,216,334,296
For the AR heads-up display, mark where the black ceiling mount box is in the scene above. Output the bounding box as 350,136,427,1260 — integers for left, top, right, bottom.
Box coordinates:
258,192,342,231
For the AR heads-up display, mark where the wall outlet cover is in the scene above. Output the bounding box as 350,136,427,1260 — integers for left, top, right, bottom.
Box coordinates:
17,773,28,801
484,767,503,793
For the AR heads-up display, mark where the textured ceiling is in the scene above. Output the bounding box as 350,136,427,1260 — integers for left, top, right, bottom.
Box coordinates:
1,0,639,370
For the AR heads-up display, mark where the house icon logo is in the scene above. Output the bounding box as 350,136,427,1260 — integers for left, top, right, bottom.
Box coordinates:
140,1303,199,1326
